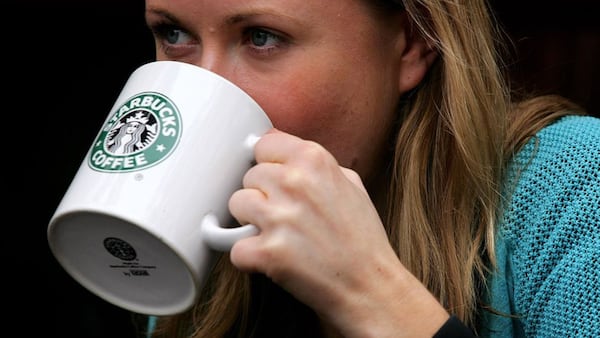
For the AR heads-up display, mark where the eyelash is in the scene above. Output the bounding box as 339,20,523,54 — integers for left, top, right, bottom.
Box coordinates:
149,21,289,58
243,27,288,56
149,22,194,56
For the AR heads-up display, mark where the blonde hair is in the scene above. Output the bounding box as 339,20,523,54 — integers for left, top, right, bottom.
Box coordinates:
150,0,585,336
389,1,584,329
386,0,508,327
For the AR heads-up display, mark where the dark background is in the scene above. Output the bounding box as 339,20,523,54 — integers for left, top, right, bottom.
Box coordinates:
11,0,598,337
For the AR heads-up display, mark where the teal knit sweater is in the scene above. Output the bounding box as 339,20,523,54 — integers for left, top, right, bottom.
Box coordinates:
480,115,600,337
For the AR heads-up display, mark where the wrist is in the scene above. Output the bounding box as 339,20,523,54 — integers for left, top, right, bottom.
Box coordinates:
330,255,450,338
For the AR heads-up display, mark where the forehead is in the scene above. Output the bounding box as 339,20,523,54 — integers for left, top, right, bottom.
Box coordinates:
144,0,373,22
143,0,399,48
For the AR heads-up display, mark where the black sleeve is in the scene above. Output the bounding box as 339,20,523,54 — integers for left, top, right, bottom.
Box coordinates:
432,315,477,338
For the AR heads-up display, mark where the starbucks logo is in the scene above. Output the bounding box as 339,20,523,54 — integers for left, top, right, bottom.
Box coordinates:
89,92,182,172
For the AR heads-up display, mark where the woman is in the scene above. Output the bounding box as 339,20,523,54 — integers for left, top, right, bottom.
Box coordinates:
106,112,155,155
140,0,599,336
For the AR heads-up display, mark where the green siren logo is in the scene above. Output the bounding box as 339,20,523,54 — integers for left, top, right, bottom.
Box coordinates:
89,92,181,172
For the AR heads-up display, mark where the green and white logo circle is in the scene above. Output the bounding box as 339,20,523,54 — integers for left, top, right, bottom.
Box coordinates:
88,92,182,172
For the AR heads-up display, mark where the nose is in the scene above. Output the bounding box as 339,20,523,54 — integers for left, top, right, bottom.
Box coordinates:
196,41,235,82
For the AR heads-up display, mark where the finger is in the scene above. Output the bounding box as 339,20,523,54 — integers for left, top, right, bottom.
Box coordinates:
254,130,297,163
229,234,265,273
255,130,328,165
242,162,283,190
229,187,269,227
230,227,293,282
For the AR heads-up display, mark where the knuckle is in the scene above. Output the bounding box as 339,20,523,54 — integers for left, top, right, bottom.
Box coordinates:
280,167,308,190
298,140,329,164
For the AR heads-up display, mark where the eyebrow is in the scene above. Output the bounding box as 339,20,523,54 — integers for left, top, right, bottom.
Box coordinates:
227,13,253,25
225,8,302,26
146,7,302,29
145,8,181,26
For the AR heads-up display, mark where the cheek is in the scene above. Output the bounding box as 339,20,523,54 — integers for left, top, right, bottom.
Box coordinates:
245,76,344,143
235,66,398,179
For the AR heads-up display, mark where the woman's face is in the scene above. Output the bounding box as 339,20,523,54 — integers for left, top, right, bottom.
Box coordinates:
145,0,408,181
126,122,141,134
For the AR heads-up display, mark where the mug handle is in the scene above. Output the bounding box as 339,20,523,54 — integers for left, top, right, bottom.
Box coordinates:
201,213,259,251
201,133,263,251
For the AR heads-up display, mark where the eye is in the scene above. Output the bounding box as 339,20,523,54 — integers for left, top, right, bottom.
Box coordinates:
244,27,288,56
148,21,197,58
250,29,277,47
164,28,188,45
152,23,193,46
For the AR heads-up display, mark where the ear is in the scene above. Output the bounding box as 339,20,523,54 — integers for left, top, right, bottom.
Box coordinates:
395,14,438,93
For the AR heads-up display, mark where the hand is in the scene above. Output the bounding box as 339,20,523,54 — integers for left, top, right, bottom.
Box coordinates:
229,129,448,337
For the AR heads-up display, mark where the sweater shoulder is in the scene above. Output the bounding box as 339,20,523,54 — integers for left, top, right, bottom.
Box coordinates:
491,115,600,336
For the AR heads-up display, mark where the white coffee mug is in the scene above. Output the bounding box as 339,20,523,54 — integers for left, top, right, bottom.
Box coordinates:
47,61,272,316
